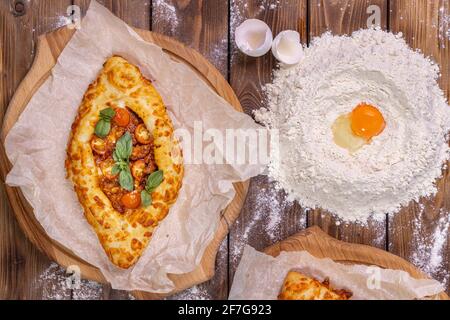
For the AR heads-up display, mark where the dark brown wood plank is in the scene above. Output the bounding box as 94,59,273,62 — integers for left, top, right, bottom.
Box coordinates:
75,0,151,29
0,0,72,299
388,0,450,294
228,0,308,284
307,0,388,250
152,0,229,300
153,0,228,77
310,0,388,36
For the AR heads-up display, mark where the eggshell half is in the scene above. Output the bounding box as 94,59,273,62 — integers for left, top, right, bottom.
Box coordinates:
235,19,273,57
272,30,304,65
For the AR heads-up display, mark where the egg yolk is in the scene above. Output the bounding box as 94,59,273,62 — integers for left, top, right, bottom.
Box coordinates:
332,103,386,153
350,103,386,140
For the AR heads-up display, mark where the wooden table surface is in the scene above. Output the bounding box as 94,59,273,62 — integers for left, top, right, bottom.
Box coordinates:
0,0,449,299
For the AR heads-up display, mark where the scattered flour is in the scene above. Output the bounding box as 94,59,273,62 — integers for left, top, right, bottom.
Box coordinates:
230,0,246,51
37,263,71,300
153,0,179,35
28,2,450,300
206,38,228,76
410,206,450,288
439,5,450,47
259,1,280,11
167,285,211,300
255,28,450,222
45,16,71,30
71,280,104,300
37,263,134,300
36,239,229,300
230,176,306,265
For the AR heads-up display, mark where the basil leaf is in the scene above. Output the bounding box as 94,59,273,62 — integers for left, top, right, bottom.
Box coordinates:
115,132,132,160
141,190,152,207
112,150,120,163
111,164,121,175
120,161,129,171
145,170,164,193
94,119,110,138
123,133,133,158
100,108,115,121
114,144,125,160
119,167,134,191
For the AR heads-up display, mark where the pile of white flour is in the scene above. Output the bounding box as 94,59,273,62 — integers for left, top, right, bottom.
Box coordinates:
255,28,450,222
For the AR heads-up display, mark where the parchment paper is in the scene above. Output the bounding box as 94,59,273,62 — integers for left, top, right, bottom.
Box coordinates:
229,246,444,300
5,1,264,293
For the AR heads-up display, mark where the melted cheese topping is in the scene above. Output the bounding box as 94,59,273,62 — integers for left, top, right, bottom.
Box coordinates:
278,271,352,300
66,56,184,269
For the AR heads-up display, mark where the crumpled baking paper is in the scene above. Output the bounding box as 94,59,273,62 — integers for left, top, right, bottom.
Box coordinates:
5,0,264,293
229,246,445,300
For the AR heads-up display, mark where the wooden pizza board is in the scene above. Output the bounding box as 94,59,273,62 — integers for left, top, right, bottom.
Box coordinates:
0,26,249,299
263,226,449,300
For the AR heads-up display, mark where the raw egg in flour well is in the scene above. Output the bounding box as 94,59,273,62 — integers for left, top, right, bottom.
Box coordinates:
332,103,386,153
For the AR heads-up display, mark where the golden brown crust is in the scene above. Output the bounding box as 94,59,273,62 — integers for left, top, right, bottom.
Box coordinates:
278,271,352,300
66,56,183,269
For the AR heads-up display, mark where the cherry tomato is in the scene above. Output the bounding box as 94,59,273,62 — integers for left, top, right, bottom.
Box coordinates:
131,160,146,180
121,191,141,209
135,124,152,145
91,137,107,154
100,159,118,180
131,144,151,160
113,108,130,127
106,126,126,144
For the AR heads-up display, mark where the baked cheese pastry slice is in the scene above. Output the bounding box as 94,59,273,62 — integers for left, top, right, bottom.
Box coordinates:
66,56,183,269
278,271,352,300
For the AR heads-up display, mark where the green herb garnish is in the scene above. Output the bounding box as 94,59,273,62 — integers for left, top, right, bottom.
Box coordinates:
112,132,134,191
94,108,115,138
140,190,152,207
141,170,164,207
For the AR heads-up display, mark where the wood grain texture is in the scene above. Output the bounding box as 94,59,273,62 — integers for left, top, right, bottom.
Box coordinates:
152,0,230,300
75,0,151,29
263,226,448,300
307,0,388,251
0,0,72,300
1,0,449,300
228,0,308,284
152,0,228,77
388,0,450,294
0,26,247,300
309,0,388,36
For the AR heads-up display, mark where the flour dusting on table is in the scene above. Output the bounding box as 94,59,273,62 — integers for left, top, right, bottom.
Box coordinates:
153,0,179,35
255,28,450,222
231,0,279,62
37,263,138,300
231,176,306,265
438,5,450,47
167,286,211,300
410,206,450,288
37,263,103,300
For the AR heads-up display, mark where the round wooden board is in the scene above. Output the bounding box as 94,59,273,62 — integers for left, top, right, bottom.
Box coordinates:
264,226,449,300
0,26,249,300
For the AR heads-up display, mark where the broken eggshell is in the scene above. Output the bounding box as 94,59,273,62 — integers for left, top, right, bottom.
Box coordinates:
235,19,273,57
272,30,304,65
